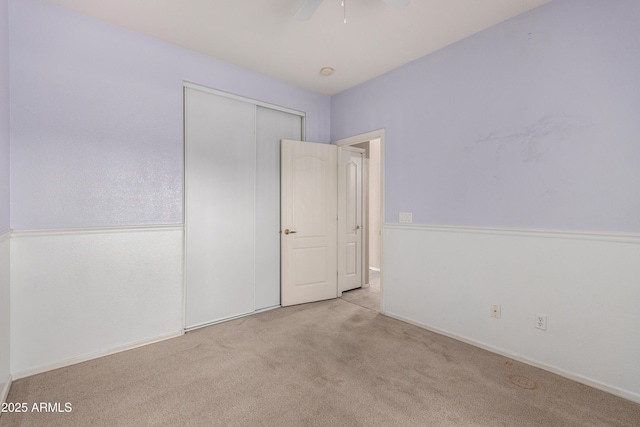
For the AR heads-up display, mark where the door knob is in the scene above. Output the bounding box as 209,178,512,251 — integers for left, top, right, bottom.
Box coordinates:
284,229,297,235
356,225,361,230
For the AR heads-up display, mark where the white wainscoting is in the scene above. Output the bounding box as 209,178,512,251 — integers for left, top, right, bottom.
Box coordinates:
10,226,184,378
0,230,11,404
383,224,640,403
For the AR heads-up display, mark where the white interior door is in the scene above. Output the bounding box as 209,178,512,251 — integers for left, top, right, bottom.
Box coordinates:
338,147,365,293
281,139,338,306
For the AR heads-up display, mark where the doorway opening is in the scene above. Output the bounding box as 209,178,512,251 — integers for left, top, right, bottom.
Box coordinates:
334,130,385,313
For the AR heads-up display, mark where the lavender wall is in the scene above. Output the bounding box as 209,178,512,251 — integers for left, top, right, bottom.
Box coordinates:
0,0,9,232
331,0,640,233
0,0,10,404
9,0,330,230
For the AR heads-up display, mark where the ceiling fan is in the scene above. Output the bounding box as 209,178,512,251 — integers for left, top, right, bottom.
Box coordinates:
295,0,410,21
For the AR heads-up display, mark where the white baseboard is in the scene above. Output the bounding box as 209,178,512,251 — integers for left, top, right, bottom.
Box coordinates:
1,375,12,407
12,330,183,380
384,312,640,404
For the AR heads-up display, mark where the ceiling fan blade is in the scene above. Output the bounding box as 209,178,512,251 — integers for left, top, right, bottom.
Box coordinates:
295,0,324,21
383,0,410,10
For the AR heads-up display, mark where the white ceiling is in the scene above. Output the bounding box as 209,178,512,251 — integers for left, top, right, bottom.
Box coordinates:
43,0,551,96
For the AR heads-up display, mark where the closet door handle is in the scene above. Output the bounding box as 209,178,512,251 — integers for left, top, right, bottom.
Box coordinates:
283,229,297,235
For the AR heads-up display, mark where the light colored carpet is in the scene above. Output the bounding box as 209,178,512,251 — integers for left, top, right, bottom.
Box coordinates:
2,298,639,426
339,269,381,312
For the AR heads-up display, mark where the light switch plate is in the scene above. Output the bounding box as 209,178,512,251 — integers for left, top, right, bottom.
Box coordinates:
399,212,412,223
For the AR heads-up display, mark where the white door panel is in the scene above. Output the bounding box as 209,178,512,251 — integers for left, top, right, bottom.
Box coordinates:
338,147,365,293
255,107,302,310
281,139,337,306
185,88,255,328
185,87,303,328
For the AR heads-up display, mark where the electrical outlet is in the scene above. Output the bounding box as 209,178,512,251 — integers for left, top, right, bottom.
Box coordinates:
535,314,547,330
491,304,501,319
399,212,413,223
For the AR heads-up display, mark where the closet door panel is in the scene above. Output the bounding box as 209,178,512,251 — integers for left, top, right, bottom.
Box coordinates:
255,107,302,310
185,88,256,328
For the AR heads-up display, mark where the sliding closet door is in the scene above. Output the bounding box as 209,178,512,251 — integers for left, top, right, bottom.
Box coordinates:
255,107,302,310
185,87,256,329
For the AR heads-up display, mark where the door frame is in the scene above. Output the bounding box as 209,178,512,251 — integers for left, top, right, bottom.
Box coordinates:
333,129,386,313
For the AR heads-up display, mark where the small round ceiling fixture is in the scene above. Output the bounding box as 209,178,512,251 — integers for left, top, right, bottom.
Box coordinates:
320,67,334,77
